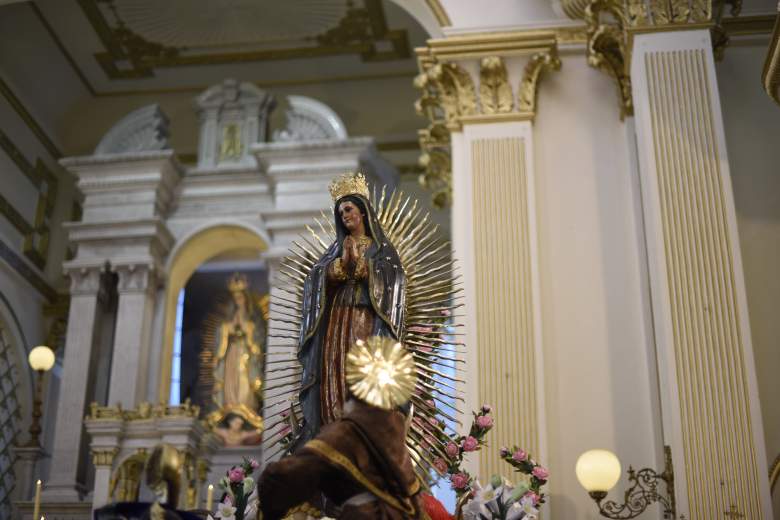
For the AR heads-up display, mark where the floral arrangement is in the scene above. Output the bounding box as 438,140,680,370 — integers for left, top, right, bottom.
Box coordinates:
461,475,542,520
208,458,260,520
419,403,549,520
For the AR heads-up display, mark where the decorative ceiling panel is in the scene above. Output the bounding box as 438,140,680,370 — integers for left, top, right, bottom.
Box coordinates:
105,0,348,48
77,0,412,79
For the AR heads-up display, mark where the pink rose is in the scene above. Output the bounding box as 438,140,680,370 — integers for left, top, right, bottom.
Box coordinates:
426,399,436,409
450,472,469,490
512,449,527,462
418,345,433,353
433,457,448,475
475,415,493,429
461,436,478,452
280,425,291,436
523,491,540,506
413,417,424,427
499,446,509,457
424,434,437,448
428,417,440,427
481,404,492,413
228,467,245,483
441,309,452,317
532,466,549,480
249,459,260,470
445,441,459,459
409,325,434,333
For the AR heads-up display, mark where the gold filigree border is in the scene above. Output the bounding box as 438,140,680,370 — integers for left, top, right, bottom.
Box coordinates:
762,11,780,106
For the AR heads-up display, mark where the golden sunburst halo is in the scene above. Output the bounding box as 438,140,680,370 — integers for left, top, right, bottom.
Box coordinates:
346,337,417,410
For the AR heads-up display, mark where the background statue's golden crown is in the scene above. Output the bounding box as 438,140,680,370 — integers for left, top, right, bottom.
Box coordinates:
329,172,370,201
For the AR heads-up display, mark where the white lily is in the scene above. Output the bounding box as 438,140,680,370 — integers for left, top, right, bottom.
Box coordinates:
242,476,255,495
214,502,237,520
461,496,490,520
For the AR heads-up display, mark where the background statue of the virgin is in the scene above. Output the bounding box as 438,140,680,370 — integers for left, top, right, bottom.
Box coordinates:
209,273,267,443
295,173,406,447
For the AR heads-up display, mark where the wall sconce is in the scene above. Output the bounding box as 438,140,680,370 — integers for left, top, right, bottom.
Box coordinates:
24,345,56,448
576,446,677,519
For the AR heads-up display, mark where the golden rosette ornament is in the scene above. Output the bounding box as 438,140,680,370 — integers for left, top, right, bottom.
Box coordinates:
346,337,417,410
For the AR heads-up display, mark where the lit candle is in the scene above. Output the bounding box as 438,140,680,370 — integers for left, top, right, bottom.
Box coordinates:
32,480,41,520
206,484,214,511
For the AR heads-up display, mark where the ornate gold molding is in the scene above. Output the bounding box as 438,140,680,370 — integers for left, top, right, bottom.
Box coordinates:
77,0,411,79
86,400,200,422
0,76,62,159
582,0,743,117
414,34,560,207
762,10,780,107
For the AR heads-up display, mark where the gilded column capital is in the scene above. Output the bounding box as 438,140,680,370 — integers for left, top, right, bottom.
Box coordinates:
584,0,743,117
413,31,561,207
92,447,120,467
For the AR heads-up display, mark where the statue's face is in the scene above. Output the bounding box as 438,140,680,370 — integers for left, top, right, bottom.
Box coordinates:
232,290,246,308
338,200,364,233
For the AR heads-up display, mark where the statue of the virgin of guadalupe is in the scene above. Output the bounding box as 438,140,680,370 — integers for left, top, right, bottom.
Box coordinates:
294,172,406,447
210,273,266,439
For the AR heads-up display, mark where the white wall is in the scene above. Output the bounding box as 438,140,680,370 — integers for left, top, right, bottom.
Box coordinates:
533,55,663,517
717,40,780,507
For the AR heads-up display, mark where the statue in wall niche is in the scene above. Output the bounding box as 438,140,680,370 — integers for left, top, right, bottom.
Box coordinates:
219,122,243,161
206,273,268,445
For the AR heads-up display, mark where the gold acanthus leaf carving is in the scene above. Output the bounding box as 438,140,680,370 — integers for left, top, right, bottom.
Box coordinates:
479,56,514,114
518,50,562,114
426,62,478,125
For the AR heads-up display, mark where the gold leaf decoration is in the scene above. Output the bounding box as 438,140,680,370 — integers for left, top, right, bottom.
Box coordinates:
518,50,562,114
479,56,513,114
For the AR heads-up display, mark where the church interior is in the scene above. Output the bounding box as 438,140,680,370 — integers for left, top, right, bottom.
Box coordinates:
1,0,779,518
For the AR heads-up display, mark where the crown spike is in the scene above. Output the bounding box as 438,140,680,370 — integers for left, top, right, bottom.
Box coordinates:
329,172,370,202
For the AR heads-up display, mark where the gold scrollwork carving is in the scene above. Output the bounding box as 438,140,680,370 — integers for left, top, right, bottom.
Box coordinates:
762,9,780,107
518,49,562,114
479,56,514,114
87,402,125,421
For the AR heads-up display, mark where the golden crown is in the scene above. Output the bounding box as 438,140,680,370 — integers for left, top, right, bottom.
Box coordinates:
329,172,370,202
227,272,248,292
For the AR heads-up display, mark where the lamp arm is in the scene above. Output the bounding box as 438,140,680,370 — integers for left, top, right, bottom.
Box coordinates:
596,446,677,520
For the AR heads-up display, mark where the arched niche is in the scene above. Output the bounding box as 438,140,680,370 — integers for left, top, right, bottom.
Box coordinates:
158,222,269,404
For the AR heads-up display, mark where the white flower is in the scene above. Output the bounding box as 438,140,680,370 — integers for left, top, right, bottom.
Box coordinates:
461,497,490,520
243,484,259,519
505,502,525,520
214,503,237,519
242,476,255,495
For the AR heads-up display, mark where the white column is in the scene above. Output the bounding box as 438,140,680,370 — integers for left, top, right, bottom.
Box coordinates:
453,120,547,484
43,266,103,501
107,264,157,407
631,29,773,518
90,448,119,511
